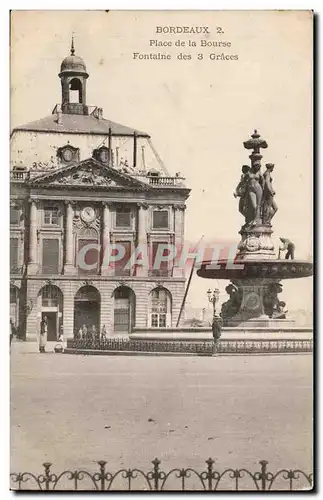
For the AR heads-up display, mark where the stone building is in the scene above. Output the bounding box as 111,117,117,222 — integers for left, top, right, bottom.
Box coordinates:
10,41,190,340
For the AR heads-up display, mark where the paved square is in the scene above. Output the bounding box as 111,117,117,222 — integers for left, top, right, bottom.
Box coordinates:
11,344,312,483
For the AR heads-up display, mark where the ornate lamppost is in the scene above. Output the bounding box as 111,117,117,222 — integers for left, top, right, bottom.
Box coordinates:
207,287,222,356
207,287,220,318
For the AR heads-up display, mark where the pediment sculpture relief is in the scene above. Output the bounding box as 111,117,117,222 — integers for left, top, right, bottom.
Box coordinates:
52,167,118,187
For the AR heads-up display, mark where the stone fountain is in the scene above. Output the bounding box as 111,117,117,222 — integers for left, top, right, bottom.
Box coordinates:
196,130,313,328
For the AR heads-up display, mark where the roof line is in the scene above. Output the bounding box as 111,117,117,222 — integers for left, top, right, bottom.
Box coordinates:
12,127,150,138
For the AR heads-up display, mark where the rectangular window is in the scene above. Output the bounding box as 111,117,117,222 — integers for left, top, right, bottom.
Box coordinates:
151,313,159,327
10,238,19,272
151,241,170,277
77,239,99,275
10,287,17,304
150,313,166,328
159,314,166,327
10,207,20,226
42,239,59,275
152,210,169,229
114,241,131,276
115,207,131,228
44,207,59,225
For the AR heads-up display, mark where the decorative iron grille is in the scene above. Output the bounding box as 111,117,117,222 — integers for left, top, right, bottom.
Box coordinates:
67,338,313,355
10,459,313,491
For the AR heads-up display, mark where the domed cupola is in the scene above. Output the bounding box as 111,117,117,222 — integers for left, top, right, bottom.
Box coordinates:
59,37,89,116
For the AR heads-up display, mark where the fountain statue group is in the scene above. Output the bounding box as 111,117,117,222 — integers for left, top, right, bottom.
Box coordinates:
234,162,277,229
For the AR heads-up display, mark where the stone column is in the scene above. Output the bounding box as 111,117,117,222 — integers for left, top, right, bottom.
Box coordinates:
172,204,186,278
135,203,148,277
28,199,39,275
101,202,111,276
62,282,74,339
64,202,75,275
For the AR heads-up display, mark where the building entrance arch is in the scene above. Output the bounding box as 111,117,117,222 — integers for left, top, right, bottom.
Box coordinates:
37,285,63,341
74,285,100,336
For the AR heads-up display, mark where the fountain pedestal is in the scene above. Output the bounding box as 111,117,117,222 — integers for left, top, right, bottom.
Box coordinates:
237,225,276,261
222,278,294,328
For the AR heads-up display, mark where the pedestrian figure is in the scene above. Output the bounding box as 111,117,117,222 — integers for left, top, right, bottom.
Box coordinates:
58,324,64,342
77,327,82,340
279,237,295,260
10,318,14,347
101,325,107,342
57,324,66,350
212,314,223,356
39,316,48,353
91,325,97,343
82,324,87,341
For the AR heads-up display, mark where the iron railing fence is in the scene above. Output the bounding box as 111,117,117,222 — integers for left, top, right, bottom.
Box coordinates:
10,459,313,491
67,338,313,355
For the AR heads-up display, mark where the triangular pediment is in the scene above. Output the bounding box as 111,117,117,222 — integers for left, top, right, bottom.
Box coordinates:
29,159,150,191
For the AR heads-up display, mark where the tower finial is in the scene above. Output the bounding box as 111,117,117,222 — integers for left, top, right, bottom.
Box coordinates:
70,34,75,56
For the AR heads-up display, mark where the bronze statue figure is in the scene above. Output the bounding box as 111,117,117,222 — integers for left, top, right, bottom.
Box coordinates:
234,165,250,218
234,162,264,229
262,163,278,224
263,282,283,318
221,283,242,319
245,162,264,228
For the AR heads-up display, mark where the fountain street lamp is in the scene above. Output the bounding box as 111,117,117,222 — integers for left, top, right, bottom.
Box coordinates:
207,287,222,356
207,288,220,318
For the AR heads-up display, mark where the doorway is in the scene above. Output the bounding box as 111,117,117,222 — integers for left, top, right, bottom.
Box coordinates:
38,285,63,341
113,286,135,333
42,311,57,341
74,301,100,334
74,285,101,335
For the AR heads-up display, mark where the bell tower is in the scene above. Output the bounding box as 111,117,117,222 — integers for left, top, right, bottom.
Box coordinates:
58,37,89,115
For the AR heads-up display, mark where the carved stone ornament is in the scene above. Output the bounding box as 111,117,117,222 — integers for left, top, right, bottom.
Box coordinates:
137,202,149,210
54,165,117,187
82,280,93,287
10,199,22,209
28,197,40,206
154,281,165,288
92,146,111,164
57,145,80,164
243,291,261,311
245,236,260,252
25,299,33,315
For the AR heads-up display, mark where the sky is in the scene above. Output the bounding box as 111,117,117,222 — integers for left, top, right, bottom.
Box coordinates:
10,10,313,312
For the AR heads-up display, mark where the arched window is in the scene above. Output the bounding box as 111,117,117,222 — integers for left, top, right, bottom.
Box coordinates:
41,284,61,307
37,285,63,341
149,287,172,327
74,285,100,336
69,78,83,103
77,227,99,275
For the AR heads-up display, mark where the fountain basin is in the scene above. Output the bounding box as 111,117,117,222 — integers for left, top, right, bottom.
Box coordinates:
196,259,313,280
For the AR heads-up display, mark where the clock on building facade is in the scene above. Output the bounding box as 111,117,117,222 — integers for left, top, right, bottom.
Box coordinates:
57,145,80,164
81,206,96,224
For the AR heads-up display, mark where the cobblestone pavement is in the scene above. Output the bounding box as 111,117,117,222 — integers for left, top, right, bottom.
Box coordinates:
10,342,313,478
